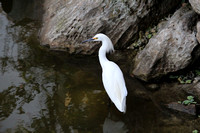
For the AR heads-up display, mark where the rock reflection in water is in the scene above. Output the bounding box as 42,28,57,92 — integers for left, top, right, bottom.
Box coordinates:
103,116,128,133
0,5,107,132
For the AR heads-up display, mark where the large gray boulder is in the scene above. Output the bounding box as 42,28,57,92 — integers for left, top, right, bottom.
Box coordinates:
40,0,180,54
131,6,199,81
189,0,200,14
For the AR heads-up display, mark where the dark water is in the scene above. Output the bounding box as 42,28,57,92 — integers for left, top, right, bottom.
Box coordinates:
0,7,200,133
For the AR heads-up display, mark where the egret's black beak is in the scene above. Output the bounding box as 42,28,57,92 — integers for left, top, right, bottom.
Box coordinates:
81,38,95,43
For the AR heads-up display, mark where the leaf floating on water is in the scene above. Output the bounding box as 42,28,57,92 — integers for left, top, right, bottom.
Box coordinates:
65,92,71,107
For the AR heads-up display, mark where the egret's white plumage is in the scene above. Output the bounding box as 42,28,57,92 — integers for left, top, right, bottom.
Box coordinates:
83,33,128,113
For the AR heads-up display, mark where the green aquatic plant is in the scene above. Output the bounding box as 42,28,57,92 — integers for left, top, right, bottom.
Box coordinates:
147,33,152,39
145,26,157,39
178,96,197,105
177,76,192,84
169,67,200,84
169,75,192,84
128,25,158,50
192,129,198,133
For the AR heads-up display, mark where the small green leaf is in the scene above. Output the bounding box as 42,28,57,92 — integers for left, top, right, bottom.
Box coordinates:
179,96,197,106
182,100,190,105
187,96,194,100
185,80,192,84
180,81,185,84
147,34,152,39
192,129,198,133
178,101,182,104
178,77,185,84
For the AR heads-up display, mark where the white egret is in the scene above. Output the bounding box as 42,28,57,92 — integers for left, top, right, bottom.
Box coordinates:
82,33,128,113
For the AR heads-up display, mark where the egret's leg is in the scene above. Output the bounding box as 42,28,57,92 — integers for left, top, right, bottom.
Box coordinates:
107,98,112,108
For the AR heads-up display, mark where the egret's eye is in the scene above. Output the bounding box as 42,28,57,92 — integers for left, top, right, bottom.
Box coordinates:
93,37,98,40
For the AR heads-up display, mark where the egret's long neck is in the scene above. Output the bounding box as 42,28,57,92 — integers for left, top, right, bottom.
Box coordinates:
98,40,109,69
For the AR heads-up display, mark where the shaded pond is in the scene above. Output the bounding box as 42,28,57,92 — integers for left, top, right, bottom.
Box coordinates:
0,5,200,133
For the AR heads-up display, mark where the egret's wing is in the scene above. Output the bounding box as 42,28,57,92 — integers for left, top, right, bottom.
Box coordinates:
113,69,127,112
102,62,128,112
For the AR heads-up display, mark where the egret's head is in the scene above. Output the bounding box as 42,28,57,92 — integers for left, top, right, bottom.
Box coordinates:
92,33,107,41
82,33,107,43
82,33,114,53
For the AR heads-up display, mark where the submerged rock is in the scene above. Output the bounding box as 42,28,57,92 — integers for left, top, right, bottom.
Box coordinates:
131,6,199,81
103,118,128,133
40,0,180,54
167,102,196,115
189,0,200,14
183,82,200,99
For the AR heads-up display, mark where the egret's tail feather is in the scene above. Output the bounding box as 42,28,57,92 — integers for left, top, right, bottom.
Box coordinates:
116,97,127,113
122,97,126,113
